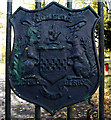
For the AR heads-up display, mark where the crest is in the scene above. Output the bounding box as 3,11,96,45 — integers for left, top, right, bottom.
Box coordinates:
9,2,100,115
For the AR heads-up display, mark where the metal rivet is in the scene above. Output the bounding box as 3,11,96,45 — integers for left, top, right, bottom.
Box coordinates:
37,81,39,85
68,96,72,99
35,96,39,99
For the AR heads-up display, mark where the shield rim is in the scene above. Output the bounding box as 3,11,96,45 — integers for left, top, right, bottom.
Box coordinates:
9,2,100,115
10,1,99,21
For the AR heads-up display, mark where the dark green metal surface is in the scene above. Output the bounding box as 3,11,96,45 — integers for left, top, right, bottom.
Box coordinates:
67,106,73,120
9,1,99,115
98,2,105,120
67,0,72,9
67,0,73,120
5,1,101,119
35,104,41,120
35,1,41,120
35,0,41,9
5,1,12,120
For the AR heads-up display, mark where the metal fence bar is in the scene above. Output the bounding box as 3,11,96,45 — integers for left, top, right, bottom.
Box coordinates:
35,0,41,9
98,2,104,120
5,1,12,120
67,0,73,120
67,0,72,9
67,106,73,120
35,105,40,120
35,1,41,120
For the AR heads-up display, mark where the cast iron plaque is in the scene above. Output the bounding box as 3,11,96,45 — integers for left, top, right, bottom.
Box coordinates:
9,2,100,115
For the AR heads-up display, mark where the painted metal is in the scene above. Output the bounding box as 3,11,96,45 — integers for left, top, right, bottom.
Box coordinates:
5,1,12,120
67,0,72,9
9,1,100,116
67,0,73,119
35,1,41,120
35,0,41,9
98,2,105,120
87,97,98,119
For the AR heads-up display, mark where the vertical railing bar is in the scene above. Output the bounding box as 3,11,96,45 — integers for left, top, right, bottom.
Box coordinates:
5,1,12,120
35,0,41,9
35,1,41,120
67,0,72,9
67,0,73,120
98,2,104,120
35,105,40,120
67,106,73,120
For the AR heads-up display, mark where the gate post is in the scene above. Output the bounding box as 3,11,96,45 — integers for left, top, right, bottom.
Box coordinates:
67,0,73,120
5,1,12,120
98,1,104,120
35,1,41,120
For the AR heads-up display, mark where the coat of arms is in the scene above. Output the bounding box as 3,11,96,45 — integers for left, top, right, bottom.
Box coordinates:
9,2,100,114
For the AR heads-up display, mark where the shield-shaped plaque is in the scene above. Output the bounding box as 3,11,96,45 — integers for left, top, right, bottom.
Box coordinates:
9,2,100,115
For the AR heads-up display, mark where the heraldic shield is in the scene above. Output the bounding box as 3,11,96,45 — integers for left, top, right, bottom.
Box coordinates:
9,2,100,115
